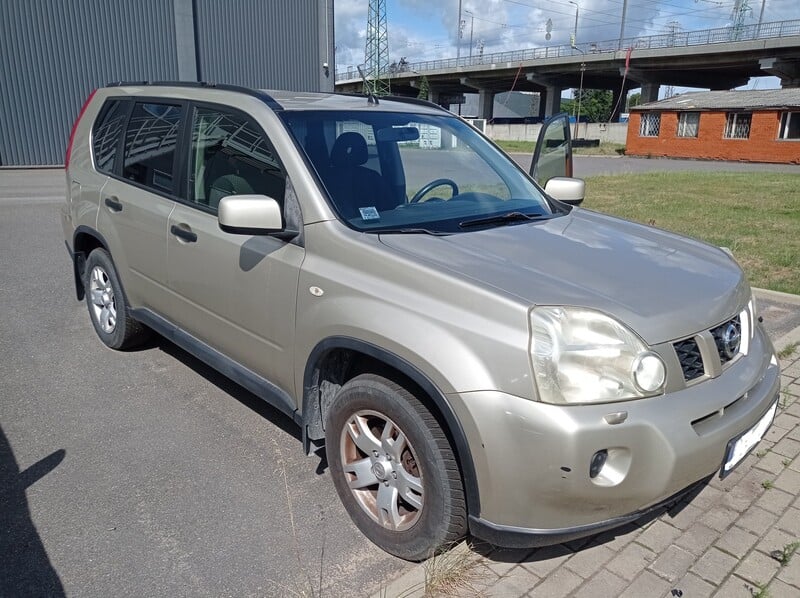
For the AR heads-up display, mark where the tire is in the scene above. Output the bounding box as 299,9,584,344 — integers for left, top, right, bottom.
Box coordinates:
325,373,467,561
83,248,149,350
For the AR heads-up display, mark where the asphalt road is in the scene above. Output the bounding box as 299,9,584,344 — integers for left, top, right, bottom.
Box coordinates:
2,166,798,597
0,170,404,596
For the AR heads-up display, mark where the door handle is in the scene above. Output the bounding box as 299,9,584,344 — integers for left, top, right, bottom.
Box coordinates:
170,224,197,243
104,196,123,212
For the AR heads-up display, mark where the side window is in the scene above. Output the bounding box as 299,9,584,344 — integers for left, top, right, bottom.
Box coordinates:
187,105,286,211
92,99,128,174
122,102,183,193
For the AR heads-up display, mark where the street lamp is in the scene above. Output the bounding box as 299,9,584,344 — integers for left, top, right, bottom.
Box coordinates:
465,10,475,59
457,0,463,63
568,1,579,47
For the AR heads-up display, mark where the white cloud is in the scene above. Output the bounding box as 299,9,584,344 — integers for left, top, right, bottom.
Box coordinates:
335,0,800,80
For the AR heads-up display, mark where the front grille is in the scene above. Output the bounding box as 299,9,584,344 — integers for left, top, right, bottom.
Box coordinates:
710,315,741,365
674,338,704,381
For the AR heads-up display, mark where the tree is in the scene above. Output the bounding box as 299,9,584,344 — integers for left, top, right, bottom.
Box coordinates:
569,89,614,122
627,92,641,111
417,75,430,101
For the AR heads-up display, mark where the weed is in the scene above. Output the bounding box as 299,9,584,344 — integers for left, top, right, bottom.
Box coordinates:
756,449,768,458
749,582,771,598
761,479,774,490
422,541,487,597
777,342,799,360
267,438,325,598
770,540,800,566
782,458,792,467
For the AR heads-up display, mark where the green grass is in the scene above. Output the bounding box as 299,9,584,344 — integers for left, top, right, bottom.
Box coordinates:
582,172,800,294
778,342,799,360
494,139,625,156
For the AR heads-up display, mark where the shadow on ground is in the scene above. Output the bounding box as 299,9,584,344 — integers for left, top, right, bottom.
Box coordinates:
0,426,66,596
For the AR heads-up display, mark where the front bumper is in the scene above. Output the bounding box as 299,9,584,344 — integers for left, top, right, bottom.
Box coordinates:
452,325,780,547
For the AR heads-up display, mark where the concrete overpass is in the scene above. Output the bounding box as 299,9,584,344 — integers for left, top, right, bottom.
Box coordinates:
335,19,800,121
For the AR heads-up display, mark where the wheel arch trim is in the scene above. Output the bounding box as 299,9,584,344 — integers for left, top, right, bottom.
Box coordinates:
302,336,481,517
69,226,112,300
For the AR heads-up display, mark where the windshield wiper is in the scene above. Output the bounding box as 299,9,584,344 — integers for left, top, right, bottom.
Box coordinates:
458,211,550,229
374,227,450,236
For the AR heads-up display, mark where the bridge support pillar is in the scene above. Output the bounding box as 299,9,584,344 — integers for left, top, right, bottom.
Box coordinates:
641,83,660,104
760,58,800,88
478,90,495,120
429,89,450,111
540,86,563,118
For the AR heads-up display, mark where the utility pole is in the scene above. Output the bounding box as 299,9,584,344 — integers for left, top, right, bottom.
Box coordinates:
618,0,628,49
465,10,475,59
757,0,766,35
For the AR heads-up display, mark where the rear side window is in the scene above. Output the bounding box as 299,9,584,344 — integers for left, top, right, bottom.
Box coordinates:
123,102,184,193
92,99,128,174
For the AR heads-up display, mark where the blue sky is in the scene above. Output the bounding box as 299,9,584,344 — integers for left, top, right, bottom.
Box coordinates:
334,0,799,88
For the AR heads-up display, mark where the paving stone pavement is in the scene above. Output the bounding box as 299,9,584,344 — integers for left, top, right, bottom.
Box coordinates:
374,320,800,598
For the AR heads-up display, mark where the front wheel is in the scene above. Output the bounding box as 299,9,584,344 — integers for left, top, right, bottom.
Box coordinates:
325,374,466,560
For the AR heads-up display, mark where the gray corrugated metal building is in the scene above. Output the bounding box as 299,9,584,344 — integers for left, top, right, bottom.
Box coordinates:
0,0,335,166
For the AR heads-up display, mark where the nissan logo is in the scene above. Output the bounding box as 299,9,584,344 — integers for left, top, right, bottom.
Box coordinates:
722,322,741,359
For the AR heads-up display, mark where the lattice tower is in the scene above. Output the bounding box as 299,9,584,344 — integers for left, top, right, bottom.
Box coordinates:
365,0,390,96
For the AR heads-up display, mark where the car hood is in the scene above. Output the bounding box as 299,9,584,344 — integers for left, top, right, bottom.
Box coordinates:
378,209,749,345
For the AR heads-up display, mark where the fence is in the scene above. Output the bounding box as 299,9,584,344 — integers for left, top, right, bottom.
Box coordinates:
336,19,800,83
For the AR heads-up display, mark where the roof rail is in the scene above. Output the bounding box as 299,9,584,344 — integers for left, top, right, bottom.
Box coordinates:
334,91,450,113
104,80,283,111
383,95,450,113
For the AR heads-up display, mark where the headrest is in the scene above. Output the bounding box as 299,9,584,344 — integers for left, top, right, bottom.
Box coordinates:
330,132,368,167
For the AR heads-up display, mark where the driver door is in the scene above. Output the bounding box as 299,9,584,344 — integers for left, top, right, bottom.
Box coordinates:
530,113,573,187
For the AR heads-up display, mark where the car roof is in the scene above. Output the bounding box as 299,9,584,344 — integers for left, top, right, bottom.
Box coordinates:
263,90,447,115
101,82,449,116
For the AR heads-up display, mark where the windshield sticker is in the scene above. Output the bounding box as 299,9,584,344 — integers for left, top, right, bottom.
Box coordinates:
359,206,380,221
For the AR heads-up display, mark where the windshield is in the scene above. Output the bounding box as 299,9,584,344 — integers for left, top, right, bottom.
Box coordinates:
280,110,558,233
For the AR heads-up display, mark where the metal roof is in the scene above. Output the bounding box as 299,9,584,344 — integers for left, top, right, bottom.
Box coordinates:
632,89,800,111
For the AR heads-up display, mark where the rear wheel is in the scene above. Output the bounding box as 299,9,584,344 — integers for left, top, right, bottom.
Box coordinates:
326,373,466,560
84,248,149,350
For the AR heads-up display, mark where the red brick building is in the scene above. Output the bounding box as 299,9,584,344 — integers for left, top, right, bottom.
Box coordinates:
626,89,800,164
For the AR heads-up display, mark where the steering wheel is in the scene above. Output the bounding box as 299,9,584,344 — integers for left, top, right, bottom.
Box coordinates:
410,178,459,203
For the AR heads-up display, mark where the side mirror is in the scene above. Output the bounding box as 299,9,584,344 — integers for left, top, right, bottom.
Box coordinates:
218,195,284,235
545,177,585,206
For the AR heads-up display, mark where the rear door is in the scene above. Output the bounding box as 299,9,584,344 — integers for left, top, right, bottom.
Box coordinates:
96,100,184,314
166,102,304,395
529,113,573,187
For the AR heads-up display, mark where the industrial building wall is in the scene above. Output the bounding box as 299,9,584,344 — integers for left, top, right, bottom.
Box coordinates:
0,0,333,166
0,0,179,166
195,0,329,92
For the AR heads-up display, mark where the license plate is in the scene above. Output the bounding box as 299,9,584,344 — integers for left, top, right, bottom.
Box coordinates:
720,401,777,478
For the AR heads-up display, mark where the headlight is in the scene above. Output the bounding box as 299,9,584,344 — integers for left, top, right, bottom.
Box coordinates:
530,306,665,404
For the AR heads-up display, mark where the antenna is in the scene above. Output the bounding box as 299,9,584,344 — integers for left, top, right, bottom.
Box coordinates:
364,0,390,97
357,65,379,105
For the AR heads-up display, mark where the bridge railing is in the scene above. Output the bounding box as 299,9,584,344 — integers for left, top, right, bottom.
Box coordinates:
335,19,800,82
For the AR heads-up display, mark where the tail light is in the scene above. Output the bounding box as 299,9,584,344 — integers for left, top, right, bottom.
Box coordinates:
64,89,97,169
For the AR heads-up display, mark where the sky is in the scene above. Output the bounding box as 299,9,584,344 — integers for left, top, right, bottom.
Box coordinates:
334,0,800,89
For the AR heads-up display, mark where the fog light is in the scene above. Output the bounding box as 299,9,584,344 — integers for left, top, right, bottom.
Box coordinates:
589,450,608,479
632,352,666,393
